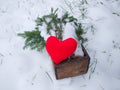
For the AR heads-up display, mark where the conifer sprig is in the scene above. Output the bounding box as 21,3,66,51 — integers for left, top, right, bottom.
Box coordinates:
18,29,45,51
18,8,86,51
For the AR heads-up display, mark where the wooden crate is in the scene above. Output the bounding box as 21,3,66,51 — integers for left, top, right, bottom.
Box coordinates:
54,45,90,79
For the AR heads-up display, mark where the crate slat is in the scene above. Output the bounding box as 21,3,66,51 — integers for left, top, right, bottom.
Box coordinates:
54,45,90,79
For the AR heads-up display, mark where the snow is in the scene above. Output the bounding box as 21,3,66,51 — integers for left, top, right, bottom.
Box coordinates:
0,0,120,90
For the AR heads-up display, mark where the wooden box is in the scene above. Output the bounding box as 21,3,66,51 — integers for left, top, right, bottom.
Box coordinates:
54,45,90,79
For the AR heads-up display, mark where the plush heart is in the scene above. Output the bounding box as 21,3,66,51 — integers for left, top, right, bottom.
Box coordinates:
46,36,77,64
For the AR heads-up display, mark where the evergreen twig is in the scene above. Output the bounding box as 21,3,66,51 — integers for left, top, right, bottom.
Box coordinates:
18,8,87,51
18,29,45,51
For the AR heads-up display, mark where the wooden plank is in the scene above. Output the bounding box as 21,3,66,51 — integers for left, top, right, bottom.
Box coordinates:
54,45,90,79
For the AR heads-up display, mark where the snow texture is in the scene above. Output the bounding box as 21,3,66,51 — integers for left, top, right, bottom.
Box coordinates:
0,0,120,90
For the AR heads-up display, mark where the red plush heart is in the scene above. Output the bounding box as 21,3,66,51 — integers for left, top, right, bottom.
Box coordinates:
46,36,77,64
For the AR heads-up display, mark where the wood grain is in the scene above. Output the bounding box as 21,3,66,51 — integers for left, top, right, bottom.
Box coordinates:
54,45,90,79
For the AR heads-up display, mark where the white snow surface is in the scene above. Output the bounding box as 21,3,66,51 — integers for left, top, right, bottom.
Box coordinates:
0,0,120,90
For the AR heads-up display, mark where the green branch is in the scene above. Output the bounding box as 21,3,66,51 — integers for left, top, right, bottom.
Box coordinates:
18,29,45,51
18,8,87,51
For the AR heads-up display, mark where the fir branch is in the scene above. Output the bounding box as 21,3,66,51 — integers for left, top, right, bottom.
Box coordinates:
75,23,87,43
18,8,87,52
36,8,86,42
18,29,45,51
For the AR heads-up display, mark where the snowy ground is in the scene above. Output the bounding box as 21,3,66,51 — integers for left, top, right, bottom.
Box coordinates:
0,0,120,90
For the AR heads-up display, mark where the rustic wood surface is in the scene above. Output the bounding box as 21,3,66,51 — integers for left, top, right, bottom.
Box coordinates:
54,45,90,79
